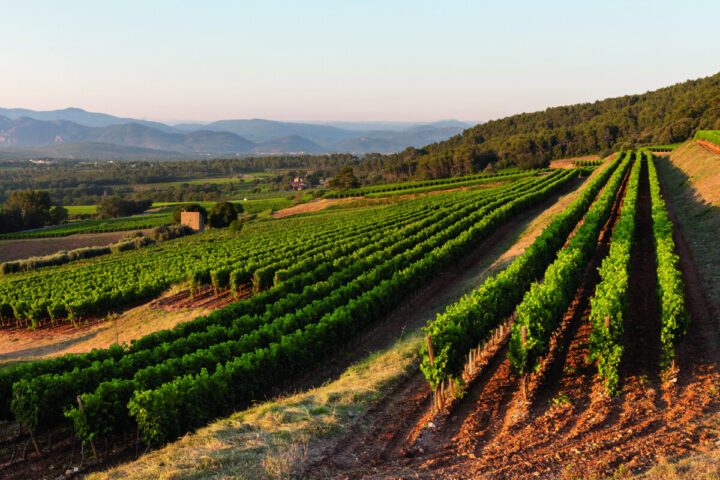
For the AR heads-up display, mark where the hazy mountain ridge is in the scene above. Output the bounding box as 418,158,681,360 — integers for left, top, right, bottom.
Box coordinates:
0,108,470,158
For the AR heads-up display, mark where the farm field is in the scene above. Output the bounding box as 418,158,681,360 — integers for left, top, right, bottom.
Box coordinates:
85,145,720,480
4,196,294,240
0,229,154,264
4,5,720,478
2,167,577,478
1,144,719,480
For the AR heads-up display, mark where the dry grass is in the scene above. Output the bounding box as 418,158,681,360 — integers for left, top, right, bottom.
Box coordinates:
633,449,720,479
87,330,424,480
477,161,610,279
657,141,720,310
0,286,207,364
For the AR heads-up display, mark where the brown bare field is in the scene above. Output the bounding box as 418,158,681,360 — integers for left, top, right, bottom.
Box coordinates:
0,229,154,264
272,197,366,218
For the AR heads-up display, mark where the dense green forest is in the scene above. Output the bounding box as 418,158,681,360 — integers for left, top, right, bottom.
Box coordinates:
382,72,720,178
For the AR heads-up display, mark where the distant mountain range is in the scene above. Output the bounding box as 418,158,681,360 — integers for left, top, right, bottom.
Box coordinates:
0,108,471,159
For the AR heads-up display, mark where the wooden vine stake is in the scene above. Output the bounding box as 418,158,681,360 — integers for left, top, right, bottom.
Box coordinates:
76,396,99,461
521,325,528,403
426,335,438,411
604,315,610,331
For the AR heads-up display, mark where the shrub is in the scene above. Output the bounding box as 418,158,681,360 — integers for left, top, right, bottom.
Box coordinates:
150,224,193,242
208,202,243,228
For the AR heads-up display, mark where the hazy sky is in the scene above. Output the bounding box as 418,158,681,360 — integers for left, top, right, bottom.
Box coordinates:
1,0,717,124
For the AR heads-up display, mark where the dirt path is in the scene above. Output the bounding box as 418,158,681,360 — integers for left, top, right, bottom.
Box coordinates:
148,284,253,311
308,157,720,479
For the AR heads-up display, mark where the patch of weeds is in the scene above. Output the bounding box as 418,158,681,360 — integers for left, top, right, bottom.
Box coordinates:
613,464,631,478
309,406,329,416
550,392,570,407
326,393,342,404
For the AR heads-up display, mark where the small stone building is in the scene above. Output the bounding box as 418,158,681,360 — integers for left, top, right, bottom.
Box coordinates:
181,211,204,232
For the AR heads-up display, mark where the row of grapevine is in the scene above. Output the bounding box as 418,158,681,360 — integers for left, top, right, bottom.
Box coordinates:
1,184,501,325
45,171,578,446
587,152,642,394
647,152,690,367
507,153,633,381
574,159,604,167
0,211,174,240
10,179,531,430
693,130,720,147
324,169,542,198
3,171,576,436
0,181,518,416
420,152,626,388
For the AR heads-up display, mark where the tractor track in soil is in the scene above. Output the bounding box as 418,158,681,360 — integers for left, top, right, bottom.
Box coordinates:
0,181,581,480
308,157,720,479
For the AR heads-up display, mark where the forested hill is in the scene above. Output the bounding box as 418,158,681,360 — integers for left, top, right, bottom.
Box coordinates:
383,72,720,179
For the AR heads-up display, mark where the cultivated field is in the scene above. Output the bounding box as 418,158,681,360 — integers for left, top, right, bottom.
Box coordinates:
1,135,720,479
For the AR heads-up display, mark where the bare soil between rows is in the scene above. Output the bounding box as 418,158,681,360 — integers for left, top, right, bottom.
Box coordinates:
307,158,720,479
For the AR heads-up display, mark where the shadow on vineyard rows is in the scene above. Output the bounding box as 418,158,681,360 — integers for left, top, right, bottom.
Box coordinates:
0,180,581,480
307,157,720,479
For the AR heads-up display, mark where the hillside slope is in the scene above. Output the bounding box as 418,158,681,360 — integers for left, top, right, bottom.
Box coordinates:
657,141,720,311
384,72,720,177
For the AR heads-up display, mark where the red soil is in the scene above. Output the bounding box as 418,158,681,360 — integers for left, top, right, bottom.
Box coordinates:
696,139,720,155
148,284,253,311
307,157,720,479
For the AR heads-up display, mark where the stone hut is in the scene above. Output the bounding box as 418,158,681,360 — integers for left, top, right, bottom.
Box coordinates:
181,211,204,232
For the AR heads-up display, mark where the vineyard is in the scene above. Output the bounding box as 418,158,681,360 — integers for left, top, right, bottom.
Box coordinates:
297,146,720,480
0,211,173,240
694,130,720,155
1,143,719,479
323,169,539,198
0,168,582,472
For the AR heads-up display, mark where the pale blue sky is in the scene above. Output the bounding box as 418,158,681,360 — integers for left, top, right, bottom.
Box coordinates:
0,0,717,123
